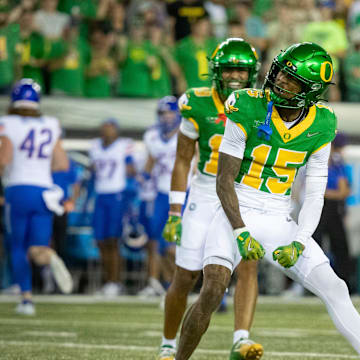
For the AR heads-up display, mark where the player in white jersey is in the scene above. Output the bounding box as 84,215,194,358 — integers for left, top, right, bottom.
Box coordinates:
139,96,181,296
0,79,73,315
89,118,136,296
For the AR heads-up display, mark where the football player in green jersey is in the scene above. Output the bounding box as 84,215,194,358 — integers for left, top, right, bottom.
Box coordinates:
175,42,360,360
159,38,263,360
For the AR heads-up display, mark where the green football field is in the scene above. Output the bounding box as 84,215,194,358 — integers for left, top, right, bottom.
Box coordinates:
0,295,359,360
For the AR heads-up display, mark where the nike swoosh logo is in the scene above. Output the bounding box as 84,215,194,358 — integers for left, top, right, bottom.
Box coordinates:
307,132,320,138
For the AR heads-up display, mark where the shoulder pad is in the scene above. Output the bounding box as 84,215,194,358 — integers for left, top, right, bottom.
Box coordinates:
178,92,192,112
225,92,239,114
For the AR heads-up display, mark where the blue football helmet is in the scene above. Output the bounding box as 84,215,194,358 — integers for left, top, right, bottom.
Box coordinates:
157,95,181,136
11,78,41,108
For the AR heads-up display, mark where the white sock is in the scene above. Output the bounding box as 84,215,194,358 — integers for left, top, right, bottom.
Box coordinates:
303,263,360,354
161,336,176,348
233,329,249,343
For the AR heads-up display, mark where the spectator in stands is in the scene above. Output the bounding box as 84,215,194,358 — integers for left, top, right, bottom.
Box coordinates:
302,0,348,101
0,5,20,94
348,0,360,29
344,26,360,101
34,0,70,40
175,15,218,88
166,0,208,42
16,10,67,91
148,23,186,97
58,0,98,20
89,118,136,297
313,133,352,290
227,18,246,38
233,0,268,58
266,2,301,66
50,17,89,96
116,19,154,97
108,1,126,35
204,0,228,39
85,20,116,98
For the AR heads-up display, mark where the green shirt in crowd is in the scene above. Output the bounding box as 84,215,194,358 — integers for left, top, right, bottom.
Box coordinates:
344,51,360,101
51,37,89,96
17,32,67,89
117,40,153,97
148,43,173,98
0,23,19,89
175,36,218,88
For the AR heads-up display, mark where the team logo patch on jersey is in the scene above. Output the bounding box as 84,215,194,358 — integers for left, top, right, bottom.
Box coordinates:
189,202,197,211
284,133,291,140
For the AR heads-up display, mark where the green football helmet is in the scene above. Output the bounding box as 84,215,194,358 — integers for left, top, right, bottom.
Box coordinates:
210,38,260,99
263,42,334,109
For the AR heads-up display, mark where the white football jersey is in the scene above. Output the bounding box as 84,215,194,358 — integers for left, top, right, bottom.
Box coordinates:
0,115,61,188
89,137,134,194
144,128,177,194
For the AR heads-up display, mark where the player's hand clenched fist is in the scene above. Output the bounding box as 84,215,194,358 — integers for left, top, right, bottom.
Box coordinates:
234,227,265,260
272,241,305,268
162,215,182,246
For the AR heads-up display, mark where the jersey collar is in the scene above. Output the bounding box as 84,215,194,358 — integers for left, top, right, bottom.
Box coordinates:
211,87,224,114
271,105,317,143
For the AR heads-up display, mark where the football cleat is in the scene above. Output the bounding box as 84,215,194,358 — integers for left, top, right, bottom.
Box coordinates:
229,338,263,360
50,254,73,294
157,344,176,360
15,300,36,316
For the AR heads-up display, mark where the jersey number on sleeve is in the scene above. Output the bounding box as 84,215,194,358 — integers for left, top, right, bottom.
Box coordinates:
241,145,307,194
19,129,53,159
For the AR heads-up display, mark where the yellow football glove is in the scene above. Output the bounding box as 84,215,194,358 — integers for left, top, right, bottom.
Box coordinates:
272,241,304,268
235,228,265,261
162,215,182,246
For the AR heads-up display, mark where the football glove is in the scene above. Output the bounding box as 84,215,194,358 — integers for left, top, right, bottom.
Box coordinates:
235,228,265,261
162,215,182,246
272,241,304,268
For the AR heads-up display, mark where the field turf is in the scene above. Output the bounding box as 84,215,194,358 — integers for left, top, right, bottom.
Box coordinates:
0,295,359,360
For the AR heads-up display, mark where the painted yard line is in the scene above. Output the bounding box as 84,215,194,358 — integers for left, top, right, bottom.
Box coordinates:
1,294,359,306
0,340,358,359
0,318,339,336
23,331,77,338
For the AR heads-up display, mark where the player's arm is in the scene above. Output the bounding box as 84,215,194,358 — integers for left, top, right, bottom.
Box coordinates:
0,135,13,176
52,139,69,171
216,119,265,261
273,143,331,268
162,116,197,245
169,132,196,213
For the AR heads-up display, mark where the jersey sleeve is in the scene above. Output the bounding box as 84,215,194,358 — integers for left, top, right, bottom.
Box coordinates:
219,117,246,159
179,117,199,140
312,106,337,153
306,142,331,177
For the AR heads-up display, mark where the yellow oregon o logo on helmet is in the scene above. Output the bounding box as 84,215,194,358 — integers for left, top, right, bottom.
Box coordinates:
286,61,293,67
320,61,333,82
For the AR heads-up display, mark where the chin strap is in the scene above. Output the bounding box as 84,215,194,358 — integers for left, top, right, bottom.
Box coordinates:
257,100,273,141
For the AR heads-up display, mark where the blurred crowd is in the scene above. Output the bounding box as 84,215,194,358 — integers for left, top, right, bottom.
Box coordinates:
2,0,360,101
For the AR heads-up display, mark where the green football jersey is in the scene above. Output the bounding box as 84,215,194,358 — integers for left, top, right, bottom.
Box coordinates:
225,89,337,196
179,86,228,177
